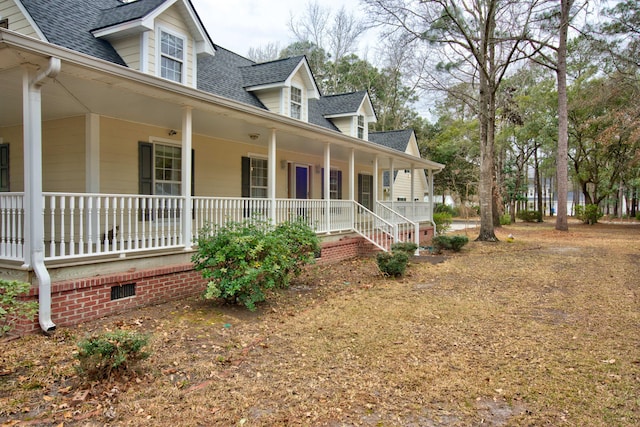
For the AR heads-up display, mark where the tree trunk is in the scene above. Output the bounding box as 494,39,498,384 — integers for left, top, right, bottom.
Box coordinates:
555,0,571,231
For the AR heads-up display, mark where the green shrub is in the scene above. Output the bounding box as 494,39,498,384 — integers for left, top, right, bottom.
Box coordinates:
500,214,512,225
636,211,640,221
432,235,469,253
192,217,319,311
575,204,603,225
517,210,542,222
434,203,457,216
76,330,150,380
0,280,38,337
376,251,409,277
433,212,452,234
390,241,418,256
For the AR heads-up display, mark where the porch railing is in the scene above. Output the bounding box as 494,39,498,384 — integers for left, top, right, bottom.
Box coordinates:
0,193,24,261
1,193,428,263
379,201,432,223
376,202,420,250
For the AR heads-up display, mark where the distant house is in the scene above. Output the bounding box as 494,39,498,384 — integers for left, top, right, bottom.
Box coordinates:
0,0,443,333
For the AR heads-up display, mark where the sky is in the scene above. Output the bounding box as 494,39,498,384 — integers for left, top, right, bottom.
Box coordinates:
190,0,375,58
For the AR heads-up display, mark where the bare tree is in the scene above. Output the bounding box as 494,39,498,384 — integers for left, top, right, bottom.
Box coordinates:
364,0,541,241
246,42,282,63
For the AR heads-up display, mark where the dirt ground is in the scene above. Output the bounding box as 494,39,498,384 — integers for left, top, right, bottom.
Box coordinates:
1,220,639,426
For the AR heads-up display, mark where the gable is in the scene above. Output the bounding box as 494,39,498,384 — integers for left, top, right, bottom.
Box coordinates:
1,0,46,40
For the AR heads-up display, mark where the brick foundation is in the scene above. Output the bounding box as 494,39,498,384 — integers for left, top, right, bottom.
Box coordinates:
11,228,433,335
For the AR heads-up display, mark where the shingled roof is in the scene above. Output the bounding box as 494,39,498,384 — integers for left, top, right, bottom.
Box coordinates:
17,0,356,132
93,0,166,31
316,91,368,117
240,56,305,88
20,0,128,65
369,129,415,153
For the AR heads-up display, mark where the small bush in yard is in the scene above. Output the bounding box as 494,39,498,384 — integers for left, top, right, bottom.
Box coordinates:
390,241,418,256
636,211,640,221
376,251,409,277
76,330,150,380
193,217,319,311
433,212,452,233
576,204,603,224
432,235,469,253
500,214,512,225
517,210,542,222
0,279,38,337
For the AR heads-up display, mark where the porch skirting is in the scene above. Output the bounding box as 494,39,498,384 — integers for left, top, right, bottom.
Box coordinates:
11,232,430,335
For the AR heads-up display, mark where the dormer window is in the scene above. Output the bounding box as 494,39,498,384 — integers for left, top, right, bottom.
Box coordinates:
357,115,365,138
290,87,302,119
159,29,185,83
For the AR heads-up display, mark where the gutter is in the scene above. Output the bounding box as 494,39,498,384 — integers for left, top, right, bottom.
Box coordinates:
25,57,60,333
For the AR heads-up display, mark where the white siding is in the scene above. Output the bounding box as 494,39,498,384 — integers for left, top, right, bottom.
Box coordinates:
331,117,354,136
112,36,141,70
1,1,40,39
154,5,194,86
255,88,282,114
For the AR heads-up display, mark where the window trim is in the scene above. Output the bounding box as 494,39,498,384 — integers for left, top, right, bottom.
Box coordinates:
290,86,303,120
357,115,365,139
157,26,187,84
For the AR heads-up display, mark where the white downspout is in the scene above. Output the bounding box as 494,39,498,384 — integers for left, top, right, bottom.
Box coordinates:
24,57,60,333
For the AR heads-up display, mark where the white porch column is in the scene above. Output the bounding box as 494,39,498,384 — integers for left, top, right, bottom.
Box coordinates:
348,148,355,201
181,106,193,249
23,58,60,333
429,169,436,232
373,156,379,208
389,158,395,210
268,128,277,223
324,142,330,232
85,113,100,192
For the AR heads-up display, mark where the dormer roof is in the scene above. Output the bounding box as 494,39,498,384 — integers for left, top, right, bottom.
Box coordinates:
369,129,415,152
317,91,377,121
91,0,215,57
241,56,321,99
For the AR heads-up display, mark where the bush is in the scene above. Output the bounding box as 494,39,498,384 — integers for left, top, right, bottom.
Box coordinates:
376,251,409,277
390,241,418,256
192,217,319,311
76,330,150,380
433,212,452,234
575,204,603,225
636,211,640,221
0,279,38,337
517,210,542,222
432,235,469,253
434,203,457,216
500,214,512,225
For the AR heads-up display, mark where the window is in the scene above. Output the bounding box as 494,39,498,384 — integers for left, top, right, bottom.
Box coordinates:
139,142,189,197
357,115,365,138
0,144,8,192
250,157,268,198
290,86,302,119
241,156,268,198
159,30,184,83
358,173,373,210
322,168,343,199
154,144,182,196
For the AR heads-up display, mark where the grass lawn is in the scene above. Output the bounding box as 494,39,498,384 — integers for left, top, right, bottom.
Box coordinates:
1,220,639,426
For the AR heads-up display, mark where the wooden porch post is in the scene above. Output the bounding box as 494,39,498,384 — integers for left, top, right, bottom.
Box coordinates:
389,158,395,210
268,128,277,224
181,106,192,249
373,156,379,208
348,148,355,201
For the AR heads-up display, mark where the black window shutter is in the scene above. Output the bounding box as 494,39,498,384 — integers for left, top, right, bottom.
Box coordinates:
321,168,325,199
0,143,9,192
337,171,342,200
357,173,363,205
241,156,250,197
138,142,153,195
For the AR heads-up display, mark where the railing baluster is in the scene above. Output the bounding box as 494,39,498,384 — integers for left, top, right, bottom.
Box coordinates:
49,195,56,257
60,196,66,256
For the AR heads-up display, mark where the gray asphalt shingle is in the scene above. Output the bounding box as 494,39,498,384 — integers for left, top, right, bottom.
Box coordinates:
369,129,414,152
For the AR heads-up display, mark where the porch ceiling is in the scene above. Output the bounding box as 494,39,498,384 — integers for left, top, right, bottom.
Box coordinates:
0,34,442,171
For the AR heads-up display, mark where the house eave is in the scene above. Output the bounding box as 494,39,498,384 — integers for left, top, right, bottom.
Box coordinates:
0,29,441,171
